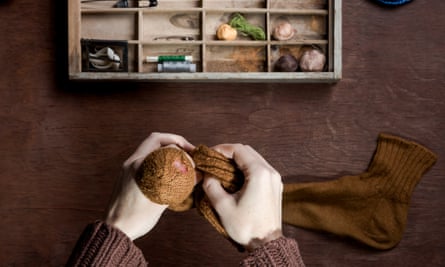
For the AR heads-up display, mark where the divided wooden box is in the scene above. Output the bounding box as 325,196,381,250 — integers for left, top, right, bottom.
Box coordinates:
68,0,342,82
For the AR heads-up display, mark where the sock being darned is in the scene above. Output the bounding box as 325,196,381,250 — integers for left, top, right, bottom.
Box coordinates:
282,133,437,249
136,134,437,250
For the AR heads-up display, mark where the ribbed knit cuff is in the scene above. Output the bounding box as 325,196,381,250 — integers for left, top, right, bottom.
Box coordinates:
368,133,437,202
66,221,147,267
240,237,305,267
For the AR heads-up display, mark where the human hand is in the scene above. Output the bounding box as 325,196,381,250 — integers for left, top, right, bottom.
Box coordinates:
105,132,195,240
202,144,284,251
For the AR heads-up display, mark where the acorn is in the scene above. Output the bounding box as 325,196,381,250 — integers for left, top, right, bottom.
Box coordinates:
272,22,296,41
275,54,299,72
216,23,237,41
299,48,326,72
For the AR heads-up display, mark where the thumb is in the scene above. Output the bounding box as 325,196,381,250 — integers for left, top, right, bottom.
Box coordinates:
203,176,235,214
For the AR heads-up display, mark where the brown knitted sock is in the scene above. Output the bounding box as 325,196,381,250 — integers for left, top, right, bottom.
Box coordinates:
282,133,437,249
190,145,244,238
135,134,437,250
135,145,243,238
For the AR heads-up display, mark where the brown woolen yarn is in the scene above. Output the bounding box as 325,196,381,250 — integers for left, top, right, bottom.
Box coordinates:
136,147,196,211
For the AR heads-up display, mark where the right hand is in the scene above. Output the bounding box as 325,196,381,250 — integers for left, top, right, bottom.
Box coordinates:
202,144,284,251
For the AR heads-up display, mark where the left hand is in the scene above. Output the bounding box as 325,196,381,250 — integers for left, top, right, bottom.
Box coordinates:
104,132,195,240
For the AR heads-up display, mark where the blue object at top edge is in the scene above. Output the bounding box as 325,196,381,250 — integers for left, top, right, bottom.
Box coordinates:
374,0,412,5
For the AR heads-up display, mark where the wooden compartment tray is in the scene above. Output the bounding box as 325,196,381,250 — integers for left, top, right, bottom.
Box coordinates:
69,0,342,82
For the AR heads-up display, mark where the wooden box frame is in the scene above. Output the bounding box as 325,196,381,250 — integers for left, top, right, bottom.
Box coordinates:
68,0,342,82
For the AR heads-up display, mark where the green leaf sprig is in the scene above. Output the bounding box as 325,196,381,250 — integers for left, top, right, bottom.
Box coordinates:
229,13,266,41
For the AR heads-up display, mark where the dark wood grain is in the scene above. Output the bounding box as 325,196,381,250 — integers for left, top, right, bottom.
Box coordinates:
0,0,444,266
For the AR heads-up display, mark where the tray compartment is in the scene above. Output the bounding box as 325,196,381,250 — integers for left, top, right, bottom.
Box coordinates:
81,12,138,40
269,13,327,42
270,0,328,9
270,44,328,72
205,0,266,9
127,44,139,72
81,0,129,9
156,0,202,9
142,44,202,72
81,39,128,72
205,45,266,72
81,0,202,9
143,11,202,42
205,12,267,41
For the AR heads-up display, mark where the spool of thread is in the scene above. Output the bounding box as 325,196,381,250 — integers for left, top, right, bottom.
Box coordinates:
146,55,193,63
158,61,196,72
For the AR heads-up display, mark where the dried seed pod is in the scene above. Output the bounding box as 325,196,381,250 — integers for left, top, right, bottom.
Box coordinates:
216,23,237,41
275,54,299,72
273,22,296,41
299,48,326,72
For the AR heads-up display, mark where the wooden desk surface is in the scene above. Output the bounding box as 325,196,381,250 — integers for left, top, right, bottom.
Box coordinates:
0,1,444,266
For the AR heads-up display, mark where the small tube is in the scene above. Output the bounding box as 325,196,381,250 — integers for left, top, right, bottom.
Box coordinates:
146,55,193,63
158,61,196,73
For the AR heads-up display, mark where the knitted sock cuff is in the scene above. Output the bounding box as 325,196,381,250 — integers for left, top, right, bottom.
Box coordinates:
368,133,437,201
240,237,305,267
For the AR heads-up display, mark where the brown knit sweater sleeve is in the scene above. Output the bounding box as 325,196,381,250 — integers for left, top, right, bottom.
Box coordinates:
241,237,305,267
66,221,147,267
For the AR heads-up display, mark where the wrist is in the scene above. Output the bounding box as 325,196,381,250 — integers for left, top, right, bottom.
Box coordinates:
104,217,135,240
245,229,284,252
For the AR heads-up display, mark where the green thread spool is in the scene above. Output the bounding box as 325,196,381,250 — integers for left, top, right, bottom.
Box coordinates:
145,55,193,63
